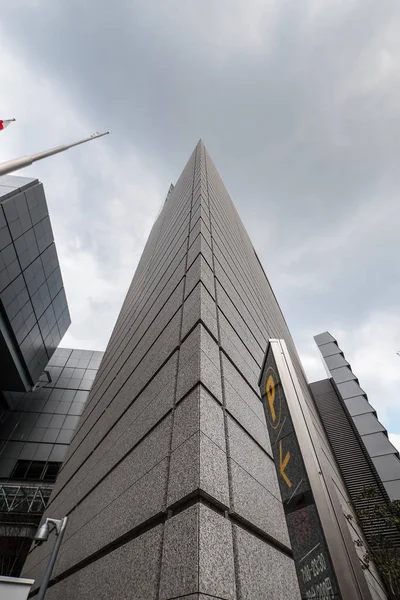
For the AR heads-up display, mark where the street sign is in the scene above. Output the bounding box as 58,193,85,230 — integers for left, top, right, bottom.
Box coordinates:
259,343,341,600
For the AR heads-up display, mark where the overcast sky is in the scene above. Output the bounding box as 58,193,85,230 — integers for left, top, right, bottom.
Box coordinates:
1,0,399,448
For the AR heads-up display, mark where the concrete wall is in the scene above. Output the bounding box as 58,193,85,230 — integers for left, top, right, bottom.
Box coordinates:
23,141,308,598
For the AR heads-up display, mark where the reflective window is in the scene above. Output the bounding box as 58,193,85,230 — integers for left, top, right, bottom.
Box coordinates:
10,460,61,482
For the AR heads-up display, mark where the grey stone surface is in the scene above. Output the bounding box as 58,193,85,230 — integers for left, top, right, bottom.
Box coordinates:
185,253,215,300
180,323,220,371
199,386,226,450
44,525,164,600
189,215,212,248
230,459,290,546
212,241,267,334
187,231,213,270
159,504,199,599
224,378,270,453
198,504,236,599
51,352,178,509
176,348,222,403
216,280,264,364
173,384,225,451
65,415,170,531
81,277,184,421
190,205,211,232
172,386,201,450
182,280,218,341
63,310,181,471
27,446,170,581
160,503,236,600
219,311,260,385
55,458,168,576
58,393,172,517
91,235,186,383
227,416,278,494
168,431,229,508
234,525,301,599
198,432,230,507
214,257,266,344
26,417,172,575
168,432,199,505
222,355,265,421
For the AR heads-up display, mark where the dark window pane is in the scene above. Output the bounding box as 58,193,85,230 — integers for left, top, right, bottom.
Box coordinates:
11,460,30,479
42,462,61,482
25,461,45,480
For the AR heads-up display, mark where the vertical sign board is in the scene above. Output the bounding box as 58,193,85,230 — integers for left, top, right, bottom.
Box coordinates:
259,343,342,600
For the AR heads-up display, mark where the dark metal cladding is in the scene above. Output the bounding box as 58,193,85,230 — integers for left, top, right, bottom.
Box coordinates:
260,344,341,600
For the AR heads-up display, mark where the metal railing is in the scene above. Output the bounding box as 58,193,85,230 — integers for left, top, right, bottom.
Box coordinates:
0,485,52,514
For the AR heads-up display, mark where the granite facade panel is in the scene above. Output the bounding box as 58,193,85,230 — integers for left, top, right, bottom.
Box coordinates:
168,430,229,508
53,458,168,577
230,460,290,546
181,281,218,341
234,525,301,600
184,252,215,300
159,504,199,599
187,231,213,271
160,503,236,600
222,354,265,422
66,310,181,462
224,381,270,453
227,416,278,495
176,347,223,403
51,379,175,515
35,525,164,600
172,384,225,451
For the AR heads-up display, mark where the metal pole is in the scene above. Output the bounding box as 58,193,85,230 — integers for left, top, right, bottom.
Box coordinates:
0,131,109,177
36,516,68,600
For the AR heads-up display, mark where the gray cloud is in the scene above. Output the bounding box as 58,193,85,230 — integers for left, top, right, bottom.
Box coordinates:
1,0,399,435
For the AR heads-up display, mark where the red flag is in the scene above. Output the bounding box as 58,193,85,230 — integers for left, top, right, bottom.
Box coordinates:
0,119,15,131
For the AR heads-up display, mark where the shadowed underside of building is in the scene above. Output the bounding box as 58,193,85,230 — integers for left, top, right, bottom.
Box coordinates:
21,141,386,599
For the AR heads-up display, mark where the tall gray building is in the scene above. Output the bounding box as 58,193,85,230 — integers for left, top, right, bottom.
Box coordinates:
22,142,387,599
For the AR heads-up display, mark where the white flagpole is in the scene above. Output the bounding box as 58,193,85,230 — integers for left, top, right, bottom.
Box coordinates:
0,131,109,177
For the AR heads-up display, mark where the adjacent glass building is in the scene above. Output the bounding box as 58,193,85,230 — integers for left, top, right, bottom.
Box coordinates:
0,347,104,576
0,175,70,392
